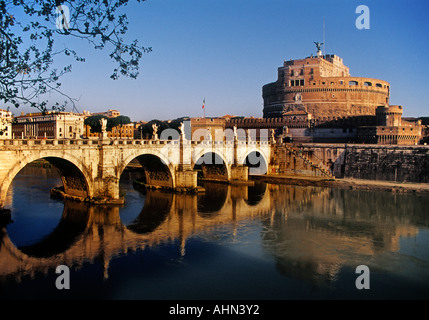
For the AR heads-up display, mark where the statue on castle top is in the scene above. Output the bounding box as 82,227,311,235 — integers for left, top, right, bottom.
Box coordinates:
314,41,324,52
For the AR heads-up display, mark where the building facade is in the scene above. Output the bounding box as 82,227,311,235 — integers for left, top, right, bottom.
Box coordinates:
190,117,226,141
357,105,422,145
84,122,135,139
12,111,84,139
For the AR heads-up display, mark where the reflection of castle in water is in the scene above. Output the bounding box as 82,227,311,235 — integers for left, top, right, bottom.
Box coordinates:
263,187,427,286
1,182,427,284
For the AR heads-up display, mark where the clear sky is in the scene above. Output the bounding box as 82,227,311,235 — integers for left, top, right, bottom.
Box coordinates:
8,0,429,121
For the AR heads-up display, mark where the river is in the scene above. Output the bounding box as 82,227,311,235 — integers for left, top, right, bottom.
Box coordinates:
1,166,429,300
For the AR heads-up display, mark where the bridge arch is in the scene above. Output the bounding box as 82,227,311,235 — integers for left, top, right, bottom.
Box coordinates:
120,151,176,189
0,152,93,207
241,149,269,175
193,151,230,182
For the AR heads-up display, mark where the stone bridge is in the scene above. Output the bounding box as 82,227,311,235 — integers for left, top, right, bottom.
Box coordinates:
0,136,273,208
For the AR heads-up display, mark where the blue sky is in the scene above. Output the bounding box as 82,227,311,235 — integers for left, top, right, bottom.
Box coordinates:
9,0,429,121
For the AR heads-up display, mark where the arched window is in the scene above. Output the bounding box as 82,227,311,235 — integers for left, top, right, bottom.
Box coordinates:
349,80,358,86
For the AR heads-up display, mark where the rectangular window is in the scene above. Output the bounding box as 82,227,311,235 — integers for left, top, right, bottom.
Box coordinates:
300,79,304,86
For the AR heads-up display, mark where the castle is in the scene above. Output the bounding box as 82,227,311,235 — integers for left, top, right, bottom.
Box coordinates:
227,45,423,145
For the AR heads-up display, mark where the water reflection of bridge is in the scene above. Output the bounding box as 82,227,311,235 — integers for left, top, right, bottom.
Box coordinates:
0,182,277,281
1,182,426,284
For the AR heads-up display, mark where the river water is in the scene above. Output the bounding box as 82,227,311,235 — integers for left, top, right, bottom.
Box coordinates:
1,166,429,300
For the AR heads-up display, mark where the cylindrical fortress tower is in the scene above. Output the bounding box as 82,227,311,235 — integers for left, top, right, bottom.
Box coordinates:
376,105,403,126
262,54,390,119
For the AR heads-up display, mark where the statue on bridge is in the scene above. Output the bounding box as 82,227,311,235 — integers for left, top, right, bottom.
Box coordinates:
205,128,212,141
99,118,108,140
100,118,107,133
152,123,159,140
179,122,186,140
270,129,276,143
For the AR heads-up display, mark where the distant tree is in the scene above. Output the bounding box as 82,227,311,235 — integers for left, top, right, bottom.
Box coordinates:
84,114,131,136
84,114,107,133
108,115,131,137
138,119,169,139
0,0,151,113
168,116,190,131
418,117,429,126
109,115,131,128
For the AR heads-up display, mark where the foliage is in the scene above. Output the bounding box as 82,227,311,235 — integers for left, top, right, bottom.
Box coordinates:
109,115,131,129
138,119,169,139
138,117,189,139
84,114,107,133
0,0,151,113
84,114,131,133
418,117,429,126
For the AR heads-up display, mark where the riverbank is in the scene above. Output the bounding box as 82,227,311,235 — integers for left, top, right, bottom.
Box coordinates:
252,174,429,194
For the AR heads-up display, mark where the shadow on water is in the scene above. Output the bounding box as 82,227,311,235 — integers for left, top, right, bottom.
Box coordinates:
245,182,267,206
126,191,172,234
18,201,90,258
197,182,228,215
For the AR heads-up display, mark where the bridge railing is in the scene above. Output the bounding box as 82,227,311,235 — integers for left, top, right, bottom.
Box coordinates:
0,138,272,147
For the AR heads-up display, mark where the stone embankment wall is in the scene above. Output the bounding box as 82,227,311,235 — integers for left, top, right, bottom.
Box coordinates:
342,145,429,183
283,144,429,183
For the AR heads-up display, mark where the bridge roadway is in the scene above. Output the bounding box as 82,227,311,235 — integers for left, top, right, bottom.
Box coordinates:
0,136,272,208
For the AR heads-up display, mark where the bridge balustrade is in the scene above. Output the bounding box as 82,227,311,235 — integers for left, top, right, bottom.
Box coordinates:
0,138,273,147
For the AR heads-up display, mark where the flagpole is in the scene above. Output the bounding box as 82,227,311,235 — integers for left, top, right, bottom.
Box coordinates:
202,98,206,118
